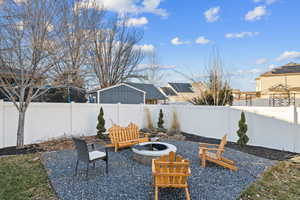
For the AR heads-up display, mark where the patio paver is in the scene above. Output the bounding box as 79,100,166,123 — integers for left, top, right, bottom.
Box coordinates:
42,140,275,200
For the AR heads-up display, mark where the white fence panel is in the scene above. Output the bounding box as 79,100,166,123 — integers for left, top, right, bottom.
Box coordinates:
298,108,300,124
232,106,297,123
118,104,143,127
71,103,99,136
25,103,71,144
229,109,297,151
3,103,18,147
178,106,229,140
1,102,300,153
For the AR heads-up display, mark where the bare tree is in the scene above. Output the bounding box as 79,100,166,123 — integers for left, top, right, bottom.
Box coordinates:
52,0,104,90
137,51,165,86
189,49,233,105
0,0,65,147
89,16,144,88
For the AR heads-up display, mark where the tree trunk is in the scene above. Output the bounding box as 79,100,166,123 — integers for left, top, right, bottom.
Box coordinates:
16,111,26,148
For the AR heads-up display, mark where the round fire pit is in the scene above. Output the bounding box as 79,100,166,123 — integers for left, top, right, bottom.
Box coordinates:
132,142,177,165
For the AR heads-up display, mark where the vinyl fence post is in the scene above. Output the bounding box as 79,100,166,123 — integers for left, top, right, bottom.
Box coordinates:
291,105,297,124
70,101,74,135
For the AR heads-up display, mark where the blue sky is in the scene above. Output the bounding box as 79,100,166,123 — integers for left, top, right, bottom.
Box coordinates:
81,0,300,90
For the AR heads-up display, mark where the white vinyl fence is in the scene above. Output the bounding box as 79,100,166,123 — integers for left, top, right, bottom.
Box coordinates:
1,100,300,153
232,106,299,124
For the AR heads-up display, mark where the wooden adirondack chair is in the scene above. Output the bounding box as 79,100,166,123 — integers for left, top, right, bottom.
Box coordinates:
152,151,191,200
199,135,238,171
107,123,148,152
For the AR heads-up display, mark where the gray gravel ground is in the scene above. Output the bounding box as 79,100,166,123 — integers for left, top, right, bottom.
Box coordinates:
42,140,275,200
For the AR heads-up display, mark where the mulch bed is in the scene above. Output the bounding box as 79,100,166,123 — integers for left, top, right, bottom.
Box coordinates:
0,136,107,157
0,144,44,156
182,132,298,161
1,133,297,161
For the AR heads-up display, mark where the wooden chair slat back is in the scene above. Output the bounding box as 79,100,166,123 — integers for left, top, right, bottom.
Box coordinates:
108,123,140,144
154,152,190,185
217,134,227,158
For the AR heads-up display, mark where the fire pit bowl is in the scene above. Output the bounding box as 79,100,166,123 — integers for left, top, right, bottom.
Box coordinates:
132,142,177,165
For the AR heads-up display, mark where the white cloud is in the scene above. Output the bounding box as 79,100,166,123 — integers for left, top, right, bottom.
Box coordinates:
204,7,220,23
134,44,155,53
225,32,259,38
245,6,267,21
125,17,148,27
255,58,268,65
142,0,168,17
231,68,264,76
268,64,276,69
276,51,300,61
14,0,27,3
171,37,189,45
195,36,210,45
253,0,278,5
76,0,168,17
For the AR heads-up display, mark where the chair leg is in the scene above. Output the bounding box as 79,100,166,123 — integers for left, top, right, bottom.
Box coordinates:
201,154,206,168
74,160,79,176
93,162,95,169
185,187,190,200
105,158,108,174
86,163,89,178
155,187,159,200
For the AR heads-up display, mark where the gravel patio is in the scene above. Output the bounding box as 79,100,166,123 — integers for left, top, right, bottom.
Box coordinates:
42,140,275,200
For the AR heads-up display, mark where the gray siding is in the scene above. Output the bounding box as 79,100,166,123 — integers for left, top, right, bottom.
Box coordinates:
99,85,144,104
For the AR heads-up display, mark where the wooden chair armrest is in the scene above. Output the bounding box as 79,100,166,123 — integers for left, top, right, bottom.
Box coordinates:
201,147,224,152
105,143,114,148
152,159,156,174
118,140,138,145
199,143,218,146
143,133,151,138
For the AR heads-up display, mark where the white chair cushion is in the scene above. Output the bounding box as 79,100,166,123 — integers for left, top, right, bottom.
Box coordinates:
89,151,106,161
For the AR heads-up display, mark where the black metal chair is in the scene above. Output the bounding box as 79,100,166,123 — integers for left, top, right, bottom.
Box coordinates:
72,137,108,178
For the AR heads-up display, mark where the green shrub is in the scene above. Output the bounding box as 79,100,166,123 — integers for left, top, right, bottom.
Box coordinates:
96,107,106,139
237,111,249,147
157,109,164,129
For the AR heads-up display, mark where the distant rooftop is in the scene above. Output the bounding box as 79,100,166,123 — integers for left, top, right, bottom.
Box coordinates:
168,83,193,93
125,82,167,100
261,62,300,76
161,87,177,96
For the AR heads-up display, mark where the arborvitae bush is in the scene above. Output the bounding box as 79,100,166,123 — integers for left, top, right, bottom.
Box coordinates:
157,109,164,129
96,107,106,139
237,111,249,147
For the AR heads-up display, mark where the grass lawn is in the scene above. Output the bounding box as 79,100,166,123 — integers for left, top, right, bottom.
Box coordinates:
239,161,300,200
0,153,56,200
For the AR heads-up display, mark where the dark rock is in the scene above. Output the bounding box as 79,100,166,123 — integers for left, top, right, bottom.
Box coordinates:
42,140,275,200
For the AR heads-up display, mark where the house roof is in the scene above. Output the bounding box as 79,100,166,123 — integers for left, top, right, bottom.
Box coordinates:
124,82,167,100
261,62,300,76
161,87,177,96
168,82,193,93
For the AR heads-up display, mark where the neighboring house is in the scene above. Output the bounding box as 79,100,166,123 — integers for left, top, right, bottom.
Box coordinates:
255,62,300,106
160,82,204,103
88,82,167,104
232,89,258,101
